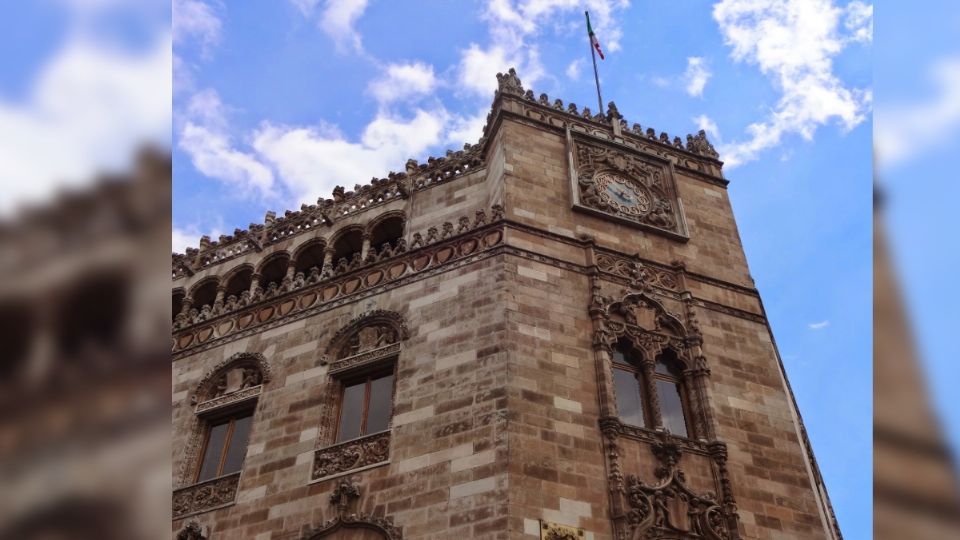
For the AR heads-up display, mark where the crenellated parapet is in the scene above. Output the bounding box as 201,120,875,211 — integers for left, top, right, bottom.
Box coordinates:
173,67,723,278
488,67,722,174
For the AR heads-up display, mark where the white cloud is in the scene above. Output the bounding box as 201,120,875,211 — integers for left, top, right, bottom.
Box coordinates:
0,33,172,217
875,58,960,169
566,59,583,80
319,0,369,53
172,223,222,253
252,108,448,206
289,0,321,16
694,114,720,141
368,62,437,104
844,1,872,43
684,57,711,97
173,0,222,58
457,0,628,97
178,89,275,197
712,0,871,167
808,320,830,330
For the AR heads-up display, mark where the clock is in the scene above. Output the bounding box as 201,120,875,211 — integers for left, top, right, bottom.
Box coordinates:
594,170,651,216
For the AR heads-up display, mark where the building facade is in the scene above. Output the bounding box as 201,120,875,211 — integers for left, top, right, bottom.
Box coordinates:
171,69,840,540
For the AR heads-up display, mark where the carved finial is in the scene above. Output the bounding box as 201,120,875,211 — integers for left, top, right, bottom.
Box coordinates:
405,158,419,174
495,67,524,95
331,186,345,202
607,101,622,120
686,129,719,158
329,477,361,517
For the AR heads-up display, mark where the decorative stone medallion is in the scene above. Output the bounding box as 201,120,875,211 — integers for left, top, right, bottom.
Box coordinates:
568,135,688,241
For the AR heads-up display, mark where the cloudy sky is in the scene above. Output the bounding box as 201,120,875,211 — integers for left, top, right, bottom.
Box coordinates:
169,0,872,535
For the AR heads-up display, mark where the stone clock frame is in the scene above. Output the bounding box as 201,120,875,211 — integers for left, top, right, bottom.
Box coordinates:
566,129,690,242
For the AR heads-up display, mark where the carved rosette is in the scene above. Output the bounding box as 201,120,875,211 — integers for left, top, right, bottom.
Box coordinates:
571,139,686,238
172,472,240,519
312,431,391,481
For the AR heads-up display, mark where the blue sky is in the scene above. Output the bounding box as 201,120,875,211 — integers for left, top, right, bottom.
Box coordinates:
171,1,873,536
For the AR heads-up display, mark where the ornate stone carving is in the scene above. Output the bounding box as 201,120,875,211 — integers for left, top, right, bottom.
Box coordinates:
172,472,240,519
302,477,403,539
312,431,391,481
328,342,402,376
623,443,736,540
686,130,719,159
325,310,408,363
176,521,208,540
195,384,262,414
496,67,525,96
190,352,271,407
540,521,584,539
571,138,685,238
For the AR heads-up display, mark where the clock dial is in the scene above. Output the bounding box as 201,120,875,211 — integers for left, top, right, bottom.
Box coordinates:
595,171,651,216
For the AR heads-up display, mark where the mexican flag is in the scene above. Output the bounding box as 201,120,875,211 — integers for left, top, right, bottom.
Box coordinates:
586,11,605,60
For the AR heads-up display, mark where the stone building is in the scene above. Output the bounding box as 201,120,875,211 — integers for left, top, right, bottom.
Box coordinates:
171,69,841,540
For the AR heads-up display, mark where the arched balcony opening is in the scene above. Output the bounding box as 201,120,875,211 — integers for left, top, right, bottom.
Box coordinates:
172,289,185,323
331,229,363,266
224,266,253,299
56,273,128,357
190,279,218,312
369,215,404,256
0,300,33,380
294,241,326,277
258,254,290,290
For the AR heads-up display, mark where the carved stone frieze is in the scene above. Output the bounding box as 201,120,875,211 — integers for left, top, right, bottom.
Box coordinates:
172,472,240,519
312,431,391,481
328,342,401,376
194,384,261,415
595,252,679,291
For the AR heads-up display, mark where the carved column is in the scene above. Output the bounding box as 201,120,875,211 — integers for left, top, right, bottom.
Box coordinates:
179,296,193,318
249,273,261,295
323,247,334,269
640,357,664,430
361,231,372,262
213,285,225,312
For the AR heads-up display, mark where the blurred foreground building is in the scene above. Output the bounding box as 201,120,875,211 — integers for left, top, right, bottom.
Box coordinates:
0,149,172,539
873,192,960,538
171,69,840,539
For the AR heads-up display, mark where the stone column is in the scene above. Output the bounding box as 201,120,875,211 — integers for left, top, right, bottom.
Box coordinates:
249,273,261,294
360,232,372,261
640,357,663,430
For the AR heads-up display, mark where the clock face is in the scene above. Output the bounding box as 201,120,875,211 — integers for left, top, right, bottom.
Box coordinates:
595,171,651,216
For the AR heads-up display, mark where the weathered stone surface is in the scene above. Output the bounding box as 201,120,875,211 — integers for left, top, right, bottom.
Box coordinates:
172,69,838,539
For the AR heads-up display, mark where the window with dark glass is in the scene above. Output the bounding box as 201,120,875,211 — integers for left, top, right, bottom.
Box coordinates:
612,343,692,438
336,371,395,443
196,410,253,482
612,347,646,428
653,350,689,438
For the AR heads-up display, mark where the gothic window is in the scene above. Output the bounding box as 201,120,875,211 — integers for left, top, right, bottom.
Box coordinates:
196,409,254,482
612,342,691,438
258,253,290,290
294,240,326,276
612,346,646,428
653,349,689,438
336,369,396,443
224,266,253,299
369,214,404,256
332,228,363,265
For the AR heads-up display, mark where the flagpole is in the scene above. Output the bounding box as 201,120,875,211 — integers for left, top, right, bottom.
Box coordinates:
585,10,604,114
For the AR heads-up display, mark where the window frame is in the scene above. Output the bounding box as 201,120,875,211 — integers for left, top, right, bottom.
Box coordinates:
195,408,254,483
334,364,397,443
611,343,696,439
652,353,694,438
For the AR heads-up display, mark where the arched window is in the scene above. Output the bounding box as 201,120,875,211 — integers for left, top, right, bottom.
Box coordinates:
612,341,691,438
